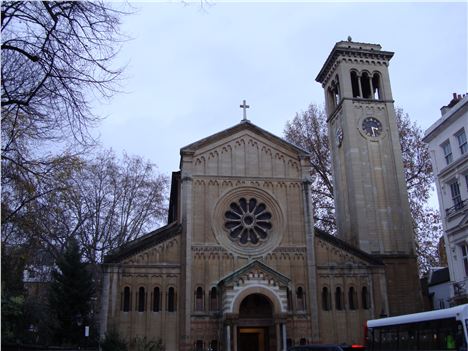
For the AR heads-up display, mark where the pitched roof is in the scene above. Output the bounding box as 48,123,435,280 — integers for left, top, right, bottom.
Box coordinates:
180,119,310,157
314,227,384,266
428,267,450,286
217,259,290,287
103,221,182,263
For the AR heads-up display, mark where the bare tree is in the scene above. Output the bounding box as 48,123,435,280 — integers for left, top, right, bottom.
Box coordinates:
1,150,168,264
1,1,127,227
284,104,442,274
284,104,335,233
72,151,168,264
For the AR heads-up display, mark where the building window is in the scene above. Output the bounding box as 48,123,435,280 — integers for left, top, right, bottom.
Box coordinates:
209,287,218,311
442,141,453,165
195,287,204,311
137,287,146,312
335,287,343,310
122,286,131,312
456,129,467,155
287,287,293,311
351,71,360,98
361,72,372,99
224,197,272,245
296,286,305,311
153,287,161,312
450,181,462,209
167,287,176,312
361,286,370,309
348,287,358,310
461,244,468,277
372,73,382,99
321,287,331,311
465,174,468,190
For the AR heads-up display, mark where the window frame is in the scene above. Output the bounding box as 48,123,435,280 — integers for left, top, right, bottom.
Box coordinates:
456,128,467,155
442,140,453,165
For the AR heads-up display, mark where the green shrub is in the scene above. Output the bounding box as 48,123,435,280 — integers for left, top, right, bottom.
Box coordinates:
100,328,128,351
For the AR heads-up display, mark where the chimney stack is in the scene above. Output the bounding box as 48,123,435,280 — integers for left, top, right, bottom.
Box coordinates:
440,92,467,116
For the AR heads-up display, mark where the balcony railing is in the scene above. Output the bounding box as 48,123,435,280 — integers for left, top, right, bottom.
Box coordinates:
446,199,467,217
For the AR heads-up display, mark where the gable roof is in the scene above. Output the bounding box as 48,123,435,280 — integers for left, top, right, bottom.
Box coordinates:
217,259,291,287
314,227,384,266
180,119,310,158
428,267,450,286
103,221,182,263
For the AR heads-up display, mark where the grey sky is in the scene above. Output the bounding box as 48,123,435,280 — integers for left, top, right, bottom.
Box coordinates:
93,2,467,178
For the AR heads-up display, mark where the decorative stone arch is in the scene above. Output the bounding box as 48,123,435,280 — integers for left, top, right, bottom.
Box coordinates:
229,285,285,315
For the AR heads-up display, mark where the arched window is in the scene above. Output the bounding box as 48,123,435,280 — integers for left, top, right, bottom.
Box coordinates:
335,287,343,310
351,71,360,98
361,286,370,310
138,287,145,312
321,287,331,311
209,287,218,311
287,288,293,311
296,286,305,311
195,287,204,311
372,73,382,99
122,286,131,312
361,72,372,98
348,287,358,310
153,287,161,312
167,287,176,312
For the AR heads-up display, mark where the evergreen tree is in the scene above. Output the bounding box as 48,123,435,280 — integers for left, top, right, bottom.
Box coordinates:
48,238,95,345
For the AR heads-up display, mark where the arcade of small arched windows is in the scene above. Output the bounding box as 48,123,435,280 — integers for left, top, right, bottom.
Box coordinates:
321,285,371,311
327,71,384,112
193,286,220,312
120,285,177,313
350,70,383,100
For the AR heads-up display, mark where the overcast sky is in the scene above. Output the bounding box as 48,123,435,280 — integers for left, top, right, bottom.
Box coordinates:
93,1,467,178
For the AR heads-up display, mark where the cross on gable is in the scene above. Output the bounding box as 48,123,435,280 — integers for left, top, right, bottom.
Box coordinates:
240,99,250,121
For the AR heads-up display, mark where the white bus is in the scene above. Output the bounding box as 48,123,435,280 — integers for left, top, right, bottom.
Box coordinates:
366,304,468,350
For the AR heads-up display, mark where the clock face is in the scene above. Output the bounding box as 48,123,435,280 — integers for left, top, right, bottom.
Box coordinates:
362,117,383,137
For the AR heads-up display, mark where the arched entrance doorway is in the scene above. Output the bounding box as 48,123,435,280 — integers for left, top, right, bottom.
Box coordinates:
237,293,274,351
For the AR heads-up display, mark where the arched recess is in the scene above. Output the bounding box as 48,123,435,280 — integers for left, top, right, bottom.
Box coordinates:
230,285,285,315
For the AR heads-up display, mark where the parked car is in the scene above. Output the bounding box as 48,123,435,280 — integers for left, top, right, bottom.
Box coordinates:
289,344,366,351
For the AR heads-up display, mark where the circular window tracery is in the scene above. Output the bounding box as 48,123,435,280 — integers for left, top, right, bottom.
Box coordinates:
212,187,284,257
224,198,272,245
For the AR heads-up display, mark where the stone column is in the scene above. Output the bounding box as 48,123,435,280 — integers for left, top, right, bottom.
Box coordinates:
225,324,231,351
357,74,363,98
99,264,110,339
282,324,287,351
232,323,237,351
302,176,320,342
276,322,281,351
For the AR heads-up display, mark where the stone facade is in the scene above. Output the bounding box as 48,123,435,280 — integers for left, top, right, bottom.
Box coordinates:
423,93,468,306
316,40,423,316
100,40,422,351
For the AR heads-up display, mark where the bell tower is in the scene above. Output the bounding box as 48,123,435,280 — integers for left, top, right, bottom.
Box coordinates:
316,39,422,315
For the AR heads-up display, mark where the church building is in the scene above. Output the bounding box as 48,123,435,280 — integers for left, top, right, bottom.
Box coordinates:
99,40,423,351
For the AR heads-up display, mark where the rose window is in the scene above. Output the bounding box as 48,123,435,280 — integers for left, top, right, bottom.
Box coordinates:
224,198,272,245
